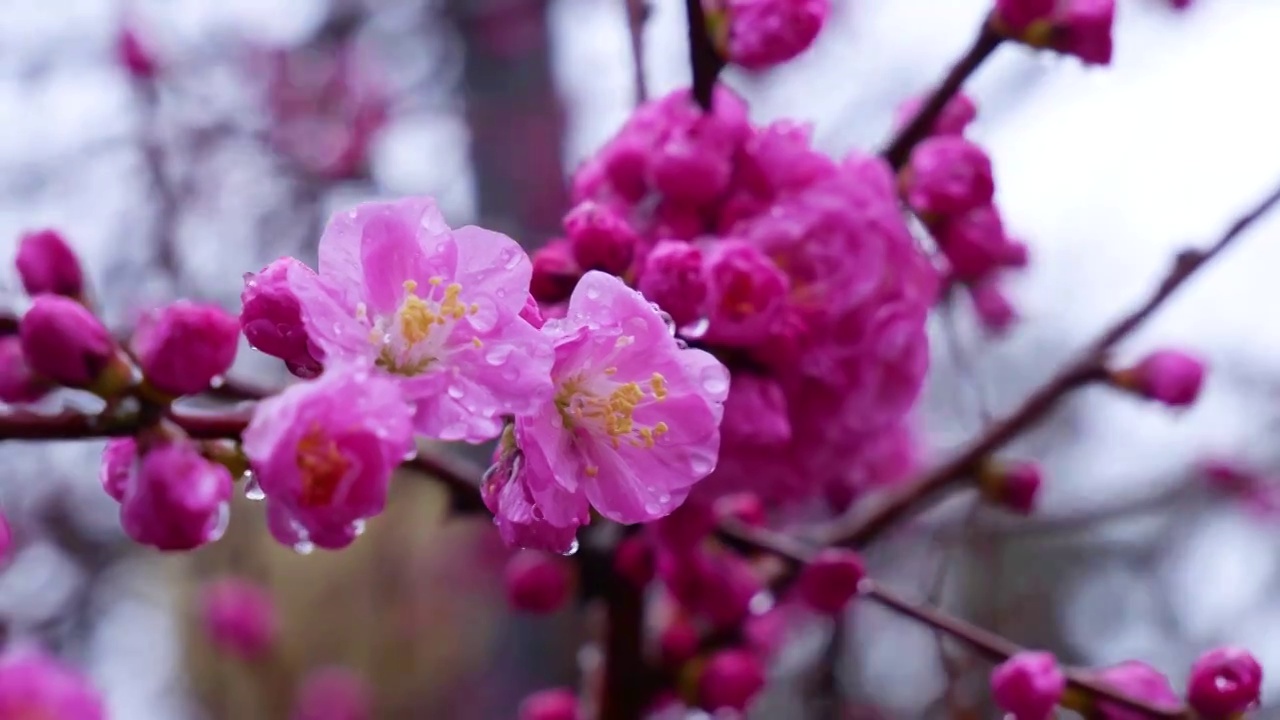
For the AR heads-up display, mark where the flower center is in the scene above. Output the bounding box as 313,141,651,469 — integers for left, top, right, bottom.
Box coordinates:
296,426,350,508
369,278,479,375
555,359,670,477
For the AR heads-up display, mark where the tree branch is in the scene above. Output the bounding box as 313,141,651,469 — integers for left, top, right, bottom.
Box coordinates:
685,0,724,110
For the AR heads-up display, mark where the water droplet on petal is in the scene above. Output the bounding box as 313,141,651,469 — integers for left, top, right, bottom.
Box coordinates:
403,448,418,462
496,288,507,298
749,591,775,615
293,540,315,555
242,472,265,502
701,366,730,395
209,375,226,389
350,519,366,537
643,502,659,515
690,452,716,476
561,538,580,556
485,345,513,366
208,502,231,543
585,286,601,300
447,385,464,400
681,317,710,339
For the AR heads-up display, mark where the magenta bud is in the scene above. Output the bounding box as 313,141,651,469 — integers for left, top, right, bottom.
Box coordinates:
0,512,11,565
994,0,1056,33
292,667,371,720
16,229,84,299
100,438,137,503
969,280,1018,335
200,577,279,661
1052,0,1115,67
518,688,578,720
658,616,700,666
991,651,1066,720
1092,661,1181,718
503,550,574,614
1115,349,1206,408
903,136,995,217
637,240,707,328
0,335,52,403
118,27,159,79
241,258,322,379
979,459,1042,514
121,442,233,551
1187,646,1262,719
19,295,126,392
613,536,655,588
530,240,581,304
699,649,766,712
797,548,866,615
133,300,240,397
564,201,637,275
713,492,767,526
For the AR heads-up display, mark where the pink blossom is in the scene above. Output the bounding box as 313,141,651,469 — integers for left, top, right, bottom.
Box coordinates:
504,550,574,614
970,279,1019,334
519,688,578,720
482,437,588,554
637,241,707,328
132,300,239,396
699,648,765,712
19,295,123,390
658,547,760,629
614,535,656,588
713,492,766,525
508,271,728,531
118,441,234,551
287,197,554,442
15,229,84,298
100,438,135,502
991,651,1066,720
729,121,837,208
117,27,159,79
1092,661,1181,720
979,459,1043,514
0,335,52,403
702,240,789,346
564,201,638,274
1115,349,1206,407
720,374,790,445
200,577,278,660
797,548,866,614
0,512,11,564
292,666,371,720
1052,0,1116,66
995,0,1057,33
659,615,700,665
241,257,324,379
530,240,582,305
0,648,105,720
904,136,995,217
936,204,1011,283
894,93,978,137
1187,646,1262,718
242,364,414,550
721,0,831,70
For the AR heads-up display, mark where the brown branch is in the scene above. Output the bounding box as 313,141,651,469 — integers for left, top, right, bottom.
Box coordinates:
597,556,654,720
625,0,650,106
818,176,1280,549
685,0,724,110
880,20,1002,170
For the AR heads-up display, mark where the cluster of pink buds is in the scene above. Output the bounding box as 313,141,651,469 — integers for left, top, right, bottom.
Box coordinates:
992,0,1117,66
0,648,106,720
702,0,831,71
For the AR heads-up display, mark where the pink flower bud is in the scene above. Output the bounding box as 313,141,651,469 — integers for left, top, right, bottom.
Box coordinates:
1093,661,1181,719
970,280,1019,334
713,492,767,526
15,229,84,298
1187,646,1262,719
518,688,578,720
995,0,1056,33
703,239,789,346
0,648,105,720
100,438,136,503
0,512,11,565
564,201,638,274
649,111,743,207
241,257,324,379
530,240,582,304
1169,0,1193,9
979,459,1042,514
19,295,124,391
699,648,765,712
638,241,707,328
1052,0,1115,66
903,136,995,217
292,666,371,720
0,335,52,403
504,550,573,614
614,536,656,588
894,93,978,137
991,651,1066,720
121,442,233,551
200,577,279,661
659,615,700,665
722,0,830,71
132,300,239,396
118,27,159,79
936,204,1009,283
1114,350,1206,407
797,548,866,615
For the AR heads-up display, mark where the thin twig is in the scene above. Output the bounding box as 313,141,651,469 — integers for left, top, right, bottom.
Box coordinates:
625,0,650,105
684,0,724,110
818,177,1280,549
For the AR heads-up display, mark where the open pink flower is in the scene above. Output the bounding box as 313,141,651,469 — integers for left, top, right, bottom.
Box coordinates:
242,364,414,550
490,272,728,548
287,197,554,442
0,648,104,720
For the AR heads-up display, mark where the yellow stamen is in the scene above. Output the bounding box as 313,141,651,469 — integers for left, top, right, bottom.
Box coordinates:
296,426,350,508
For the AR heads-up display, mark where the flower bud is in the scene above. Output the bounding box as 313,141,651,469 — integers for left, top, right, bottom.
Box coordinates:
530,240,581,304
518,688,578,720
200,577,279,661
0,335,52,403
894,93,978,137
991,651,1066,720
1090,661,1181,719
699,648,765,712
0,648,105,720
0,511,11,565
659,615,700,666
504,549,573,614
19,295,129,394
121,442,233,551
614,536,655,588
1052,0,1115,66
978,459,1042,514
638,241,707,328
564,201,637,275
100,438,137,503
903,136,995,217
797,548,866,615
292,667,371,720
720,0,830,71
1187,646,1262,719
15,229,84,299
969,280,1018,335
713,492,767,526
994,0,1056,33
118,27,159,79
936,204,1009,283
703,240,789,346
241,258,322,379
1112,349,1206,407
133,300,239,397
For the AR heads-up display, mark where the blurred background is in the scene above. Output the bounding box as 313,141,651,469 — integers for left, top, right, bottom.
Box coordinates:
3,0,1280,717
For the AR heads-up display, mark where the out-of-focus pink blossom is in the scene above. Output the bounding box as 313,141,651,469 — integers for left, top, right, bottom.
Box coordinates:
797,548,866,614
132,300,239,396
991,651,1066,720
699,648,765,712
702,240,789,346
503,550,574,614
637,241,707,328
15,229,84,299
1187,646,1262,719
713,492,766,526
242,257,324,379
894,93,978,137
200,577,279,660
904,136,995,217
994,0,1056,33
970,279,1019,334
0,335,52,404
564,201,638,274
118,441,234,551
530,240,582,305
659,614,700,665
719,0,831,71
936,204,1011,283
518,688,578,720
0,648,105,720
1053,0,1116,66
1091,661,1181,720
242,364,414,551
287,197,553,442
614,535,656,588
118,27,159,79
292,666,371,720
0,512,11,565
